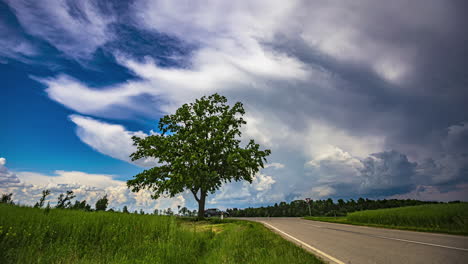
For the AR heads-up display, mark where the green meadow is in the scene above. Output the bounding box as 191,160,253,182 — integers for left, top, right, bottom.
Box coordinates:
304,203,468,235
0,204,322,264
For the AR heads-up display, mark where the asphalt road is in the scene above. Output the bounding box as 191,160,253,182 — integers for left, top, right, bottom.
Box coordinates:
239,217,468,264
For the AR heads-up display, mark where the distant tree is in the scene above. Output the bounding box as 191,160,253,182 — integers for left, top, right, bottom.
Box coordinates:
134,210,138,214
95,195,109,211
56,191,75,209
166,208,174,216
139,209,145,215
71,200,91,211
127,94,271,219
1,193,14,204
180,207,188,216
153,209,159,215
122,205,129,213
34,189,51,208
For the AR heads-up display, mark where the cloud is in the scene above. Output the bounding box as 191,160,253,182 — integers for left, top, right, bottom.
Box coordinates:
69,114,158,167
302,149,418,199
0,158,23,187
0,157,184,212
389,184,468,202
3,0,468,204
208,172,277,207
5,0,114,59
359,151,417,195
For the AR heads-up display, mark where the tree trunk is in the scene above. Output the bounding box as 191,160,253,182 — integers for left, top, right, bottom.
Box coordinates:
197,191,206,219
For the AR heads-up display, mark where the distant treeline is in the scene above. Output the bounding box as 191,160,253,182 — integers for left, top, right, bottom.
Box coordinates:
226,198,456,217
0,191,195,216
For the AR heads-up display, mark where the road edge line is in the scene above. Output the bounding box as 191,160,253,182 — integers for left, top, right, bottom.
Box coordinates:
260,221,346,264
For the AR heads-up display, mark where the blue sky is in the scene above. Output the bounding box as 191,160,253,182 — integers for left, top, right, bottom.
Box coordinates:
1,0,468,212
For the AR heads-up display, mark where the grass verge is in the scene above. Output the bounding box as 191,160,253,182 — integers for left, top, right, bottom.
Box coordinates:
304,203,468,235
0,204,323,263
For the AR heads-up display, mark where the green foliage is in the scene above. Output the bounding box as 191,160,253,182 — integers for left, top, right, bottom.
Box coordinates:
95,195,109,211
122,205,129,214
305,203,468,235
71,200,92,211
1,193,14,205
128,94,271,218
0,204,321,263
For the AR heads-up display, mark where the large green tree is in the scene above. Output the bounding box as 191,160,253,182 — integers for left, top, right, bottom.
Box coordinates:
127,94,271,219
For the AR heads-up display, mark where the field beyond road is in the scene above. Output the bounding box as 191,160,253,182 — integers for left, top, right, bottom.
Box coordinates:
304,203,468,235
0,204,322,264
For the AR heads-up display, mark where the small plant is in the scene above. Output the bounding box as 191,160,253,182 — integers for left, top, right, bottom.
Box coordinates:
44,202,51,215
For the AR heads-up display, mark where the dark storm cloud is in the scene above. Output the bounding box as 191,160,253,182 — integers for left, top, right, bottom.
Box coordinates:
359,151,416,196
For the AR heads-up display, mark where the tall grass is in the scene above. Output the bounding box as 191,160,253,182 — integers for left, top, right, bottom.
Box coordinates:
0,204,322,263
305,203,468,235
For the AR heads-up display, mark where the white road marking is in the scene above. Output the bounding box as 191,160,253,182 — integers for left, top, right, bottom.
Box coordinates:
260,221,346,264
370,234,468,252
302,219,468,252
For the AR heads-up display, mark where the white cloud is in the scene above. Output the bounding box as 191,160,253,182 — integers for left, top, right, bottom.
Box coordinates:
209,172,277,206
69,114,158,167
265,163,285,169
0,157,184,212
6,0,114,59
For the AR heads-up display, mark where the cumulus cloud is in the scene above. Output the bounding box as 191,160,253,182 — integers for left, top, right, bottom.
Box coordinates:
359,151,416,195
69,114,158,167
209,172,277,206
0,157,183,212
0,158,23,187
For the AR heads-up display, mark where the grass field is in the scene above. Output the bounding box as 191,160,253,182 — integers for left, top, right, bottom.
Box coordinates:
304,203,468,235
0,204,322,264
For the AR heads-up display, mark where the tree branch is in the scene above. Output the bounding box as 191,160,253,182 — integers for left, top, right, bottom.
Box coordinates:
191,188,200,202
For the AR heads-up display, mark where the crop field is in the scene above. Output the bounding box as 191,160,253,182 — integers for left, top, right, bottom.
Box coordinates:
304,203,468,235
0,204,322,264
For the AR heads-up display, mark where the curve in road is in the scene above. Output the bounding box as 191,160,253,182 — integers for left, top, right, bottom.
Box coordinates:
240,217,468,264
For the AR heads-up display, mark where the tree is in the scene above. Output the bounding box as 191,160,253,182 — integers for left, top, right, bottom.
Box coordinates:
122,205,129,213
180,207,188,216
165,208,173,216
1,193,14,204
56,191,75,209
127,94,271,219
34,189,51,208
95,195,109,211
71,200,91,211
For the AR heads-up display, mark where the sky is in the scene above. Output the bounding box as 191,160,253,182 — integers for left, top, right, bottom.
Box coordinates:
1,0,468,212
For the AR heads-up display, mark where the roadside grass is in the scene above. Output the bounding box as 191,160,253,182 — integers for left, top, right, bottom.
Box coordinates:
0,204,323,264
304,203,468,235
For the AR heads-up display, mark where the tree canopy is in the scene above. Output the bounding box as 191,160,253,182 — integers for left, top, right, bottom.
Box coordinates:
127,93,271,218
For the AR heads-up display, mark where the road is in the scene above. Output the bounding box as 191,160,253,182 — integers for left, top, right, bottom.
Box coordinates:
239,217,468,264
